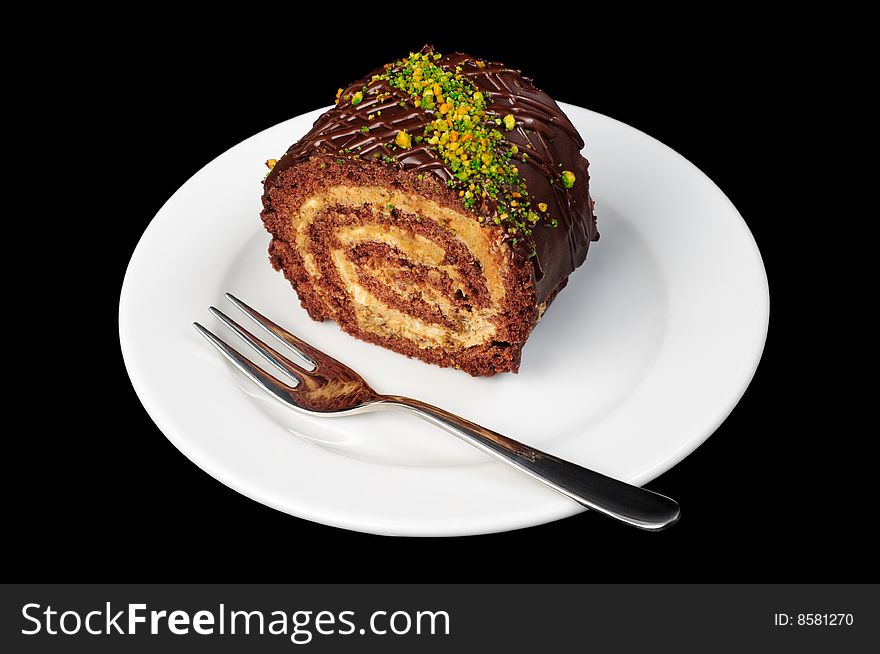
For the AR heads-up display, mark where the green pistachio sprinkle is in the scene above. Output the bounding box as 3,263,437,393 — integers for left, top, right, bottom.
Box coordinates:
395,130,412,148
336,158,343,164
368,50,552,240
330,50,563,243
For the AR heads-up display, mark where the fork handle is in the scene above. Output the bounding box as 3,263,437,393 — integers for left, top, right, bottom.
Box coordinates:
382,395,680,531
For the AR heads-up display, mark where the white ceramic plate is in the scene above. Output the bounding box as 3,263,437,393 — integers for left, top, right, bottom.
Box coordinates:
119,103,768,536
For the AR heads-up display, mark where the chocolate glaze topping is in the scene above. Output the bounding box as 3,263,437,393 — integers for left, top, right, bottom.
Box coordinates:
267,47,598,304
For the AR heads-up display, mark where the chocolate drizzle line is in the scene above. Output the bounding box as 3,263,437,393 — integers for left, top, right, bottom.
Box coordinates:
267,46,598,304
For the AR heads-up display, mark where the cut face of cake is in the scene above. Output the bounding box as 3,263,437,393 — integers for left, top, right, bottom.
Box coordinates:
261,47,598,376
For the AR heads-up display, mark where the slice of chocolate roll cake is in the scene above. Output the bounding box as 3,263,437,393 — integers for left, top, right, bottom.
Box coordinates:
261,47,598,376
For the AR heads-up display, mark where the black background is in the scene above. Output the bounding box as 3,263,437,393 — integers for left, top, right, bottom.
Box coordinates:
13,20,864,582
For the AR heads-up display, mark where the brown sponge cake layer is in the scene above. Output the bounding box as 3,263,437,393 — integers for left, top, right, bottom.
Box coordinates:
264,156,537,375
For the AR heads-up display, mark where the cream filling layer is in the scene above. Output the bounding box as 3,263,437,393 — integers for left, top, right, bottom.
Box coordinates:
293,186,507,348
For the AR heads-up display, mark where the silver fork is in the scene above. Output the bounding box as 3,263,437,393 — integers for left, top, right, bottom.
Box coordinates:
194,293,680,531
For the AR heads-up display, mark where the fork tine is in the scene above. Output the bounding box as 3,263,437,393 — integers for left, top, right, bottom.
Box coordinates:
208,307,313,383
226,293,343,370
193,323,298,404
